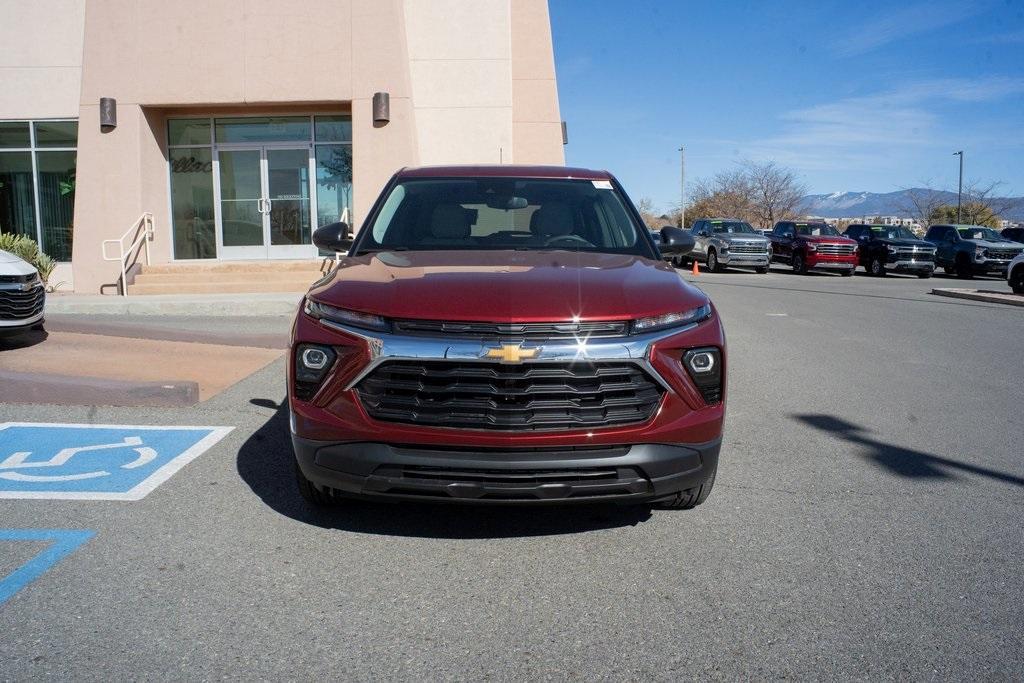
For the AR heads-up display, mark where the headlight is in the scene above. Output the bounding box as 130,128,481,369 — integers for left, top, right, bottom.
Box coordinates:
975,247,986,260
293,343,337,401
304,299,389,332
633,303,712,334
683,347,722,404
807,243,817,252
886,245,898,253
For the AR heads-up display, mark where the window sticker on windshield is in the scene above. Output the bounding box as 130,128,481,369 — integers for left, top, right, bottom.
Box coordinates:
592,180,613,189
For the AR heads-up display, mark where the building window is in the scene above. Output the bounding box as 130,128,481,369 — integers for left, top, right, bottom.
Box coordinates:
0,120,78,262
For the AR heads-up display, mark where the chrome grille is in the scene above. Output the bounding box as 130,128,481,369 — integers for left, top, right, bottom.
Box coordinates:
356,360,663,431
893,247,935,260
391,319,629,339
986,249,1021,261
0,287,45,320
728,242,768,254
815,243,856,256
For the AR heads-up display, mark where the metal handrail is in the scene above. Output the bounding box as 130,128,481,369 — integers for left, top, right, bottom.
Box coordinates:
102,212,153,296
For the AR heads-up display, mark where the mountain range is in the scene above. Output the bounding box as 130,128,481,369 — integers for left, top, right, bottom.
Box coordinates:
800,189,1024,221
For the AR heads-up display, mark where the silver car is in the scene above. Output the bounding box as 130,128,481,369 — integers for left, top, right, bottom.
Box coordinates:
689,219,771,273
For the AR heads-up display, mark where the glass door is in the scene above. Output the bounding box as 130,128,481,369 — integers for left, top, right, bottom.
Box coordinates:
217,148,266,260
215,145,316,259
266,147,314,259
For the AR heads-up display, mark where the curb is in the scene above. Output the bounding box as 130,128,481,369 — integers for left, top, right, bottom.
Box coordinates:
44,292,303,317
931,288,1024,307
0,370,199,407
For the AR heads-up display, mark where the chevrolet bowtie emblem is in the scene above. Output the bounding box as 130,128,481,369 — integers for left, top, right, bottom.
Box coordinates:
483,342,541,364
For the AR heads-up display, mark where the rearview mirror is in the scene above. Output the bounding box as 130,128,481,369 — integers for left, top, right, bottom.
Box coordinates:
313,222,350,253
657,226,695,256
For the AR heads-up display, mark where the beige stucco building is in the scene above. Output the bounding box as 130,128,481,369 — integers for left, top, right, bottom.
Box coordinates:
0,0,564,293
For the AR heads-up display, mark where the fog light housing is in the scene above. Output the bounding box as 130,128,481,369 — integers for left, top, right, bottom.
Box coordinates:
683,347,722,405
294,343,336,400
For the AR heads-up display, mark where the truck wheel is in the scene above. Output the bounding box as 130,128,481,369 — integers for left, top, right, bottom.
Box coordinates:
917,272,932,279
869,257,885,276
295,461,337,507
1011,267,1024,294
955,254,974,279
943,265,956,275
793,252,807,275
840,268,854,277
707,249,722,272
755,266,769,274
655,467,717,510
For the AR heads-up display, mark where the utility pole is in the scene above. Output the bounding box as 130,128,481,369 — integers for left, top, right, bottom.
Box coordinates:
678,146,685,228
953,150,963,223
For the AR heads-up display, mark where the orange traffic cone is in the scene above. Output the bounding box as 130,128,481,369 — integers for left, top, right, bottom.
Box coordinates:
692,259,700,276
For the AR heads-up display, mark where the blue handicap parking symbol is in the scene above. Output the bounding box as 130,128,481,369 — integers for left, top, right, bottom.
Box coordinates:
0,529,94,605
0,423,232,500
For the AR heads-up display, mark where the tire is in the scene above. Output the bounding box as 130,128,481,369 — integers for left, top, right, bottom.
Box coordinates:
869,257,885,277
917,272,932,279
707,249,722,273
955,254,974,279
840,268,854,277
1011,267,1024,294
655,466,717,510
295,461,337,507
793,252,807,275
943,265,956,275
755,266,769,274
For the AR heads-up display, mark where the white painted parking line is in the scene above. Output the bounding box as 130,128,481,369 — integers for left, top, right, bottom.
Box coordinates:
0,423,233,500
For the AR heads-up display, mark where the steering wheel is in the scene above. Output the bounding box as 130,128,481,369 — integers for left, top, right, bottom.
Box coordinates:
543,234,594,248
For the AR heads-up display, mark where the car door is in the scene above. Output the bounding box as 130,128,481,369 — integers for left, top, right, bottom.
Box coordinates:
774,223,794,262
936,227,958,266
691,221,708,261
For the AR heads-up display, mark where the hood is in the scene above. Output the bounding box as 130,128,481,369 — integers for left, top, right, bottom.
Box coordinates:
717,234,769,245
800,235,857,245
875,238,934,248
308,250,709,323
967,239,1024,250
0,249,37,275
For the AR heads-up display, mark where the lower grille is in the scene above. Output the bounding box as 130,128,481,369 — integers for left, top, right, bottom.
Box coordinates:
0,287,45,320
356,360,664,431
816,244,856,256
728,242,767,254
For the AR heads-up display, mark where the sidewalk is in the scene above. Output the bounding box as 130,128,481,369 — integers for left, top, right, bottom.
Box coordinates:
44,292,304,317
931,288,1024,307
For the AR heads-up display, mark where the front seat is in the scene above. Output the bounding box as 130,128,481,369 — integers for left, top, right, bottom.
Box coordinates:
529,203,575,240
421,204,472,246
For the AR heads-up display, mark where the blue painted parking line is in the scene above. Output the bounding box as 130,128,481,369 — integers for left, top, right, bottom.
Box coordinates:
0,529,94,606
0,423,232,500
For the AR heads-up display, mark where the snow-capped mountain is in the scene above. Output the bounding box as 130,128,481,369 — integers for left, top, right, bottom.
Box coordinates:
800,189,1023,220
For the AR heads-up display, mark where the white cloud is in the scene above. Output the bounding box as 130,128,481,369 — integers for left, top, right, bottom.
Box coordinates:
834,2,987,57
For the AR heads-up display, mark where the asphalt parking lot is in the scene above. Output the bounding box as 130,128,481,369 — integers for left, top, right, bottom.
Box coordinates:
1,267,1021,680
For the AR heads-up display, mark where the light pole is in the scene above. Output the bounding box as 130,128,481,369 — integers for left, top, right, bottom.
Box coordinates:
953,151,963,223
678,146,685,228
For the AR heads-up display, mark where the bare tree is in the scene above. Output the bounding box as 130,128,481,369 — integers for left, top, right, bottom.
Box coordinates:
898,182,951,229
900,180,1020,229
742,160,806,229
635,196,662,229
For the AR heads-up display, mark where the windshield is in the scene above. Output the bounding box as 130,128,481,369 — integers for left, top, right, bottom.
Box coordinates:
354,178,653,256
870,227,918,240
958,227,1003,241
711,221,757,234
795,223,840,236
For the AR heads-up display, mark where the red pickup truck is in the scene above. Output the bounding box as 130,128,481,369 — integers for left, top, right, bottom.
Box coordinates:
768,220,858,275
288,165,725,509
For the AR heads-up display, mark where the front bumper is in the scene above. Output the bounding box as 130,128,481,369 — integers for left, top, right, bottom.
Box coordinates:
807,259,856,271
886,259,935,273
718,252,769,267
292,435,721,504
0,311,44,337
974,259,1014,274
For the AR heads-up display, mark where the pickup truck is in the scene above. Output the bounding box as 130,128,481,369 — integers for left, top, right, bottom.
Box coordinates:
923,224,1024,278
768,221,858,275
689,218,771,273
288,165,725,509
842,224,936,278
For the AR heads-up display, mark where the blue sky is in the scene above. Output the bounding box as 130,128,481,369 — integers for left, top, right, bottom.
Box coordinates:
549,0,1024,212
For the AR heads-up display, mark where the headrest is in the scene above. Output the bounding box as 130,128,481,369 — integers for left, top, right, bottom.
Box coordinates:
429,204,471,239
529,203,574,237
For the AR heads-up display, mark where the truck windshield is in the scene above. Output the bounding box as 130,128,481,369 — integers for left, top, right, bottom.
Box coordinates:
354,178,653,257
957,227,1002,241
870,227,918,240
795,223,840,236
711,221,757,234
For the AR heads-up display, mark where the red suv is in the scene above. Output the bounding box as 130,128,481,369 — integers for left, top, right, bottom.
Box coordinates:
768,221,858,275
289,166,725,509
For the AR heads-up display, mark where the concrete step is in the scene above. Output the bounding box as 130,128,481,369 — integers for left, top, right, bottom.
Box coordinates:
141,259,326,275
127,281,315,295
132,271,324,284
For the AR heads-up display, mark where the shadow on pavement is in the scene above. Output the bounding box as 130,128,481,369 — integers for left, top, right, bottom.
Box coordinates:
238,398,654,539
793,413,1024,487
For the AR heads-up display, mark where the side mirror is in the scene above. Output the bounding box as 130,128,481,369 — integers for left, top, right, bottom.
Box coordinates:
658,226,695,256
313,221,350,253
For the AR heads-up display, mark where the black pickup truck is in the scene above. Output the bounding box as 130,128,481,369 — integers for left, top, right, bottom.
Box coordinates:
843,224,935,278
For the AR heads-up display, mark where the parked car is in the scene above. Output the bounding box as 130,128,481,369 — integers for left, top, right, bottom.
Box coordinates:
0,249,46,338
688,218,771,273
767,221,858,275
843,224,936,278
923,224,1024,278
289,165,725,510
1000,227,1024,244
1008,252,1024,294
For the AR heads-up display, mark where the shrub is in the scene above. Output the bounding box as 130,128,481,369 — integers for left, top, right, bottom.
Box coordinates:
0,232,57,284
